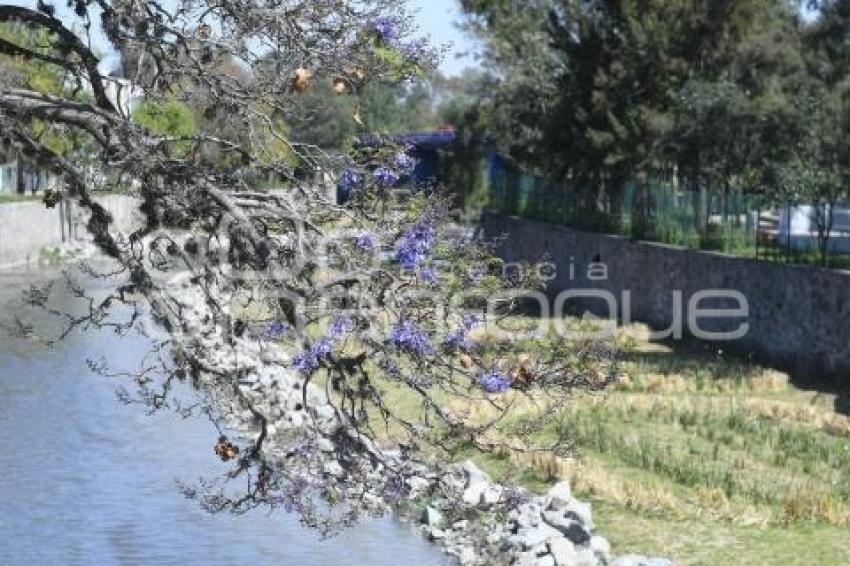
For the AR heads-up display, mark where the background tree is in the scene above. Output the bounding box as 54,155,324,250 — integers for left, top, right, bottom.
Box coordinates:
458,0,847,240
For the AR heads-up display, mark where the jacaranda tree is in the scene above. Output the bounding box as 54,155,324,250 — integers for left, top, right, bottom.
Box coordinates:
0,0,615,551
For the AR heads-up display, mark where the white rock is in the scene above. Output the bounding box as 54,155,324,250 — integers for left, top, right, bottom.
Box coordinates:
546,481,572,509
461,460,491,483
541,513,591,545
513,552,539,566
452,519,469,531
463,484,486,505
547,537,577,566
589,535,611,559
513,525,564,550
422,506,444,527
479,485,504,506
460,460,492,505
572,548,602,566
562,499,594,530
458,547,477,565
406,476,431,498
511,503,542,528
323,461,344,477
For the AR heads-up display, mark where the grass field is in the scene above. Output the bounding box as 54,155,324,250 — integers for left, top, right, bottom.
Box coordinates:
455,326,850,564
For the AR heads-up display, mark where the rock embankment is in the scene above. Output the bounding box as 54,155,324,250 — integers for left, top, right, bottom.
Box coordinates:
413,460,672,566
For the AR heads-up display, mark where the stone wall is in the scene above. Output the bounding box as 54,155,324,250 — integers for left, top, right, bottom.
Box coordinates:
483,212,850,379
0,195,140,269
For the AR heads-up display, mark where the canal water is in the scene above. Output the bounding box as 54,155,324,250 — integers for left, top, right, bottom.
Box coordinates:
0,265,447,565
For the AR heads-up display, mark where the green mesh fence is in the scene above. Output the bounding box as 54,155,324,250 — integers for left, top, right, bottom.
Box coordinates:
489,167,765,256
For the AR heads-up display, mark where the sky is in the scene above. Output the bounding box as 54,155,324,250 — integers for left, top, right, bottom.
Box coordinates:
407,0,479,77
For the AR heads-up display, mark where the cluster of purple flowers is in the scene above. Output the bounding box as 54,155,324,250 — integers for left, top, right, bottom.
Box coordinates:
501,487,531,510
355,232,375,251
287,440,314,459
293,336,333,373
262,320,289,340
393,152,417,173
478,369,512,394
419,267,438,283
292,317,352,374
395,220,437,269
381,475,408,504
281,474,311,514
443,314,483,351
389,319,433,356
338,169,363,194
466,264,488,283
400,38,430,62
444,329,472,350
328,316,352,338
373,166,400,187
373,16,398,43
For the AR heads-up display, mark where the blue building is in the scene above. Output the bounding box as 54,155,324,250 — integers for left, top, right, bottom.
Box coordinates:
396,128,457,187
343,128,457,199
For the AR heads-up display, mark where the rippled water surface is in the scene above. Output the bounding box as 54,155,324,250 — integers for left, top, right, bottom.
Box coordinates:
0,266,447,565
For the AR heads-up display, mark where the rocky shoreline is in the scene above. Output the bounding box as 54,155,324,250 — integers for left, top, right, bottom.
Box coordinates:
406,460,672,566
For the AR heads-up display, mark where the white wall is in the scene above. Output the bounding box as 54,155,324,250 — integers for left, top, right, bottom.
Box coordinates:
0,195,141,269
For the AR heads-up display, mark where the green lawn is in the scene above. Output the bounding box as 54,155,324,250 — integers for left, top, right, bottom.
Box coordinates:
254,305,850,564
450,324,850,564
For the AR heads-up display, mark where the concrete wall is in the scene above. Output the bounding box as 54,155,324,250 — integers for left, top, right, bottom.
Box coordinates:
0,195,141,269
483,212,850,379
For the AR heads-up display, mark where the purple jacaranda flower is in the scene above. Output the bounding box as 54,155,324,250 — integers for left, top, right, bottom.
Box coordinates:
478,370,511,393
287,440,314,459
462,314,483,331
263,320,289,339
400,38,429,61
443,329,473,351
293,337,335,373
419,267,438,282
378,358,402,378
293,350,320,373
374,166,400,187
443,315,481,351
409,221,437,247
395,242,427,269
389,319,433,355
465,263,492,285
281,475,312,513
381,475,407,504
373,16,398,42
338,169,363,193
328,316,352,338
395,220,437,269
313,336,334,356
355,232,375,251
502,487,531,510
393,152,417,173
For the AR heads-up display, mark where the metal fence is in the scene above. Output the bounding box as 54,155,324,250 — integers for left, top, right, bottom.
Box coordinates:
487,159,850,269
